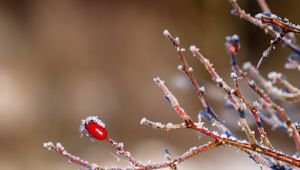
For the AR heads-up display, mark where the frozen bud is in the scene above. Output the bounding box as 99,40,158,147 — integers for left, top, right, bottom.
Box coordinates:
163,29,171,37
190,45,200,56
199,86,205,93
56,143,64,151
177,65,184,72
153,77,164,85
43,142,54,150
230,72,238,79
225,34,240,56
174,37,180,45
253,101,260,107
140,117,147,125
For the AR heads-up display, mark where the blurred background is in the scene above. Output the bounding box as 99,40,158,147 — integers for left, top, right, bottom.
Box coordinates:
0,0,300,169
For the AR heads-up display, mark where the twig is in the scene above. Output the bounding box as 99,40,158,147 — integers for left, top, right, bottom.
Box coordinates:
255,13,300,34
140,118,186,131
43,142,103,170
285,61,300,71
105,137,142,167
243,62,300,103
229,0,300,54
268,72,300,93
253,12,300,68
153,77,192,124
259,106,288,132
231,73,274,149
163,30,210,110
256,31,286,68
256,0,297,46
136,141,222,170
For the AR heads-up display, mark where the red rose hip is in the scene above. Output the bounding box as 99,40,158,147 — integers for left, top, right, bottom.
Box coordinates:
80,116,108,141
85,121,108,140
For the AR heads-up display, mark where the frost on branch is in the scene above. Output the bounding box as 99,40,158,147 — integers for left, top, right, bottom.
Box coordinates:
243,62,300,103
44,1,300,169
43,142,100,170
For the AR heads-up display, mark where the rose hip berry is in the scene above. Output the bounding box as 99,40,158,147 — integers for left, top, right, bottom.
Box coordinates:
80,116,108,141
85,121,108,140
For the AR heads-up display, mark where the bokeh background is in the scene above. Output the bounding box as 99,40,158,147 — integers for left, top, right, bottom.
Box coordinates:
0,0,300,169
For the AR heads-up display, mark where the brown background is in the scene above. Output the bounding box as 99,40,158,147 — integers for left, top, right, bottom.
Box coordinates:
0,0,300,169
